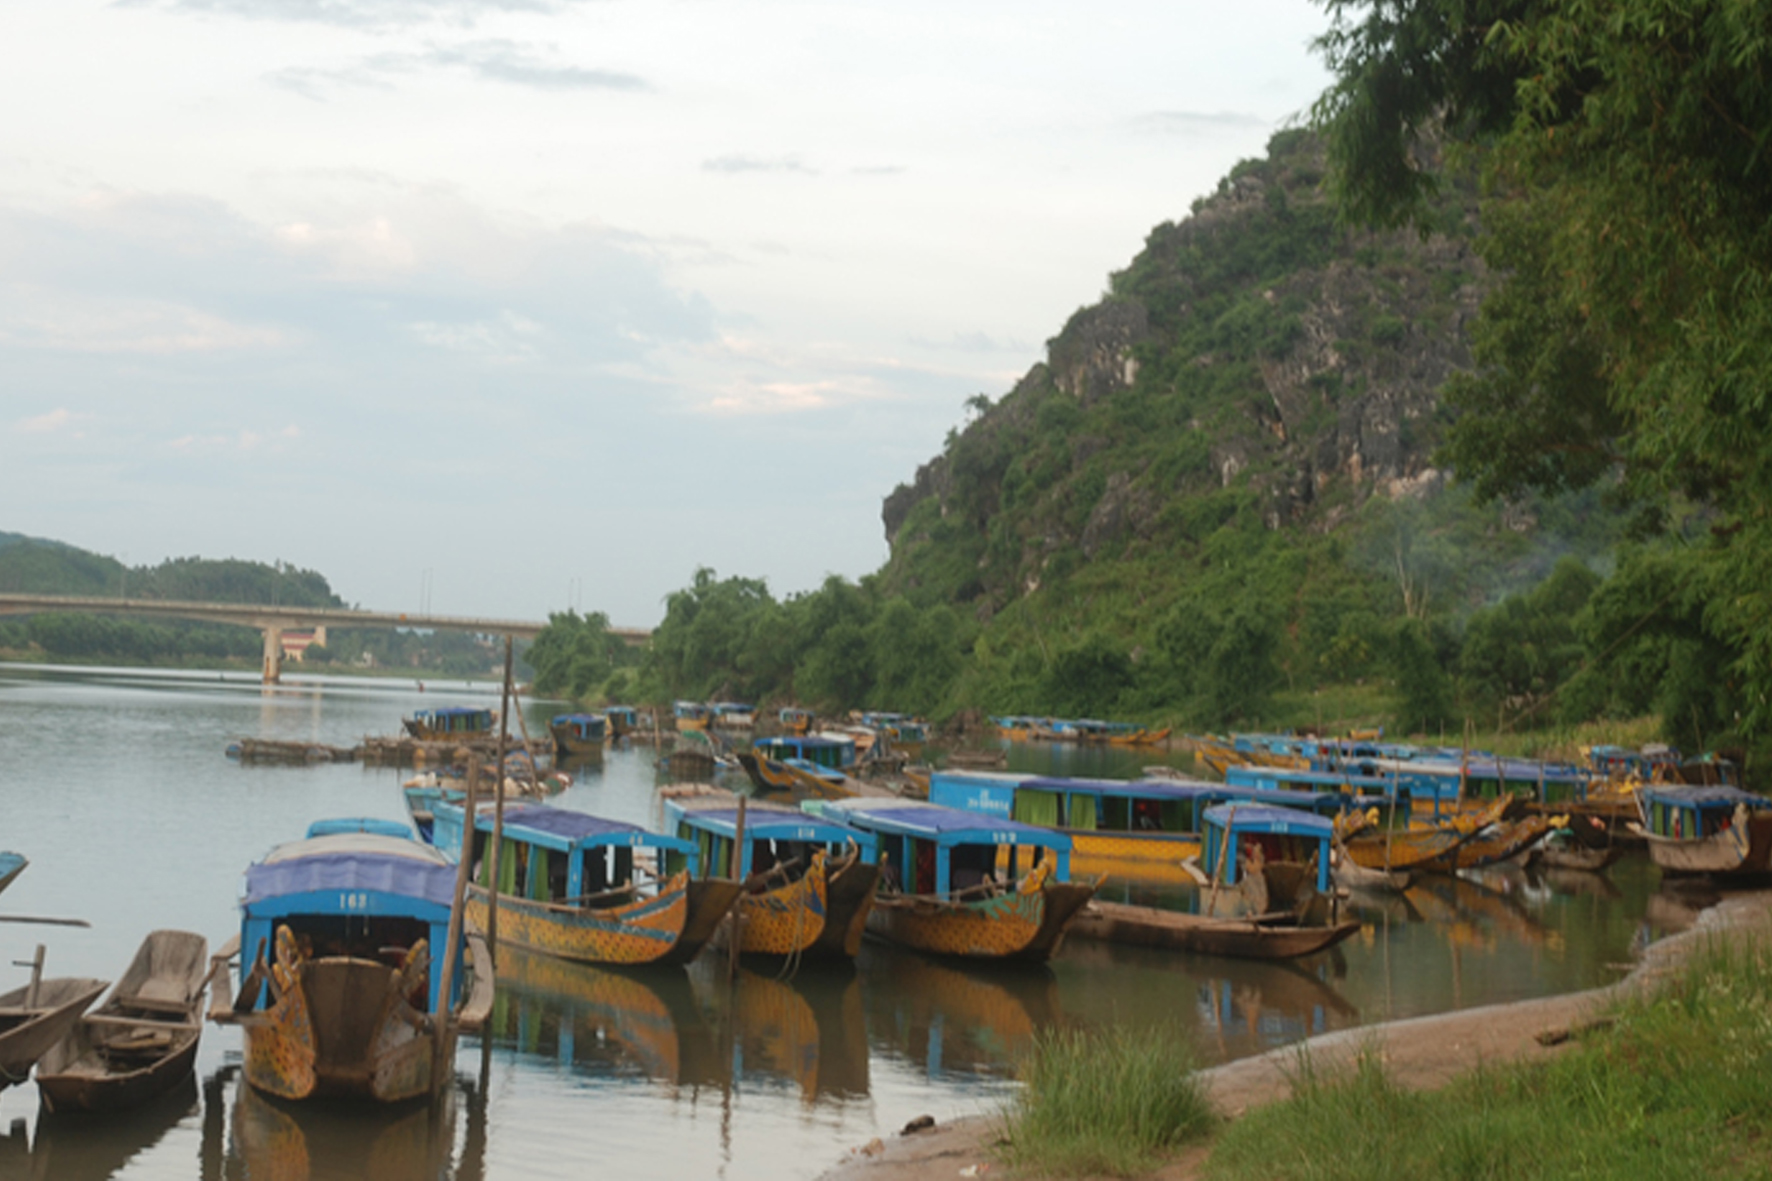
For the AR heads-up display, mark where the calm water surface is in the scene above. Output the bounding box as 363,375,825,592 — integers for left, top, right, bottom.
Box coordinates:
0,664,1691,1180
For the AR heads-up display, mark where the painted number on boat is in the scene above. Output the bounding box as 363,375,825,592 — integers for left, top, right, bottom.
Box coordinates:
992,832,1020,845
339,892,372,911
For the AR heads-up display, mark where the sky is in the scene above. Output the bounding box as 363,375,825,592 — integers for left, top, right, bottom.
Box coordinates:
2,0,1334,627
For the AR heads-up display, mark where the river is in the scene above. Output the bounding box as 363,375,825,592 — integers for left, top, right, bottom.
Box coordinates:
0,664,1691,1179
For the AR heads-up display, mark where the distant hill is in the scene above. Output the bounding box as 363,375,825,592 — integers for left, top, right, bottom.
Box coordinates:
0,539,343,608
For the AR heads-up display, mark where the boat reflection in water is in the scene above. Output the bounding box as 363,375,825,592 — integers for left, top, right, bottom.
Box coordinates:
857,944,1060,1078
226,1070,460,1181
489,945,868,1105
5,1075,196,1181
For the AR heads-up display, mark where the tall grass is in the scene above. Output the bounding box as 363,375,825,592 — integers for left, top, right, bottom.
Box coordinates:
999,1024,1215,1177
1205,938,1772,1180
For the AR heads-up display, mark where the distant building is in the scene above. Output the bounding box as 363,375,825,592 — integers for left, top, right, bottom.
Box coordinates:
279,626,328,662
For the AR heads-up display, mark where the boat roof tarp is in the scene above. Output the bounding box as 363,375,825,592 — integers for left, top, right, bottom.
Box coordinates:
1202,804,1337,838
1639,785,1772,809
449,801,698,856
245,833,457,911
820,800,1070,849
668,803,876,848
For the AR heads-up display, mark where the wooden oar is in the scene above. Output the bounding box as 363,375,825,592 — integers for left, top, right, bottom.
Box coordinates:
0,914,90,927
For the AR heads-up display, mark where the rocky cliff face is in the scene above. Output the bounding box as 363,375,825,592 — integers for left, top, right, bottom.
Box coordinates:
881,130,1486,607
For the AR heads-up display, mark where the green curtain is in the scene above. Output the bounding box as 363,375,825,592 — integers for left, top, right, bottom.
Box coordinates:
499,839,521,895
1067,794,1098,830
528,849,551,900
1014,790,1061,828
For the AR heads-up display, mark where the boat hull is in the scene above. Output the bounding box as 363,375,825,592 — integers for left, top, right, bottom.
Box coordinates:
467,873,743,966
865,878,1094,963
1064,830,1203,885
1636,811,1772,878
733,862,828,957
1068,901,1360,960
242,957,443,1104
0,978,110,1091
814,861,881,959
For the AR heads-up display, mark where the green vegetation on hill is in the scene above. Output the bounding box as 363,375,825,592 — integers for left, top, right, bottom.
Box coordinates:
0,540,500,676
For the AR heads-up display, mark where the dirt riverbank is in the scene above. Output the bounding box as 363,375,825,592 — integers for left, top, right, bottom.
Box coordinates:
821,888,1772,1181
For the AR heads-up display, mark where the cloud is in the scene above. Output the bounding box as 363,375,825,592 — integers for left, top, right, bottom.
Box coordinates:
1127,110,1271,135
0,185,715,376
121,0,581,30
702,155,817,176
906,330,1031,355
168,425,302,453
16,409,88,434
850,165,907,177
268,40,649,99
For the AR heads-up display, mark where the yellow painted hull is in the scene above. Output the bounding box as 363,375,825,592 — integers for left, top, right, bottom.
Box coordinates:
734,861,828,956
466,872,741,967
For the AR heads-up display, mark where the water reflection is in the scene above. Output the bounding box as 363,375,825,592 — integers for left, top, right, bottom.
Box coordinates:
4,1076,196,1180
859,947,1058,1078
223,1071,460,1181
488,947,871,1105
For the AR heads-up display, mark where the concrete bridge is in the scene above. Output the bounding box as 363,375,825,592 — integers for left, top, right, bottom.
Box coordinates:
0,594,648,682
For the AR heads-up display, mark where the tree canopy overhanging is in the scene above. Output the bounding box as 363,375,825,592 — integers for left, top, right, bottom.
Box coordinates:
1313,0,1772,734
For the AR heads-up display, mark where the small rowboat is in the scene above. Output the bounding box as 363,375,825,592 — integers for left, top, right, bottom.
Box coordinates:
0,964,109,1092
36,930,209,1113
1067,901,1359,960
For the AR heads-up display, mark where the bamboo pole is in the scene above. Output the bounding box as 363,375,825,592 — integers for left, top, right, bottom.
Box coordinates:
1205,805,1236,918
487,637,514,970
433,752,480,1092
727,797,747,980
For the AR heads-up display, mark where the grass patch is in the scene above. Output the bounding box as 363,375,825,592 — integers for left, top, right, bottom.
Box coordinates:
999,1024,1216,1177
1204,938,1772,1180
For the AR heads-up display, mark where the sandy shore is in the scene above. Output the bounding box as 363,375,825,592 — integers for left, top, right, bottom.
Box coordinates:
821,888,1772,1181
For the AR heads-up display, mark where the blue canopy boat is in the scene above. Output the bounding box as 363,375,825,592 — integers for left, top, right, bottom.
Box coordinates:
664,794,880,959
220,825,492,1104
549,712,607,757
931,770,1355,886
430,801,743,966
1201,804,1337,913
737,734,860,796
1631,784,1772,878
404,706,495,742
813,799,1094,962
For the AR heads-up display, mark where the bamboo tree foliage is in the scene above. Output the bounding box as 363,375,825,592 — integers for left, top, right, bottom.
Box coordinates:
1313,0,1772,734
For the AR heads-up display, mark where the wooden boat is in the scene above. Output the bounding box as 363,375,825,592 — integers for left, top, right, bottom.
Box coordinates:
215,825,493,1104
1534,837,1624,873
36,930,208,1113
664,792,880,960
0,851,25,896
0,966,109,1093
403,706,496,743
548,712,606,756
1201,803,1338,915
1330,846,1413,893
930,771,1354,888
815,799,1097,963
673,701,712,731
709,702,757,730
1338,796,1506,872
1629,785,1772,878
1420,813,1560,873
604,705,643,739
737,734,856,794
1067,901,1359,960
430,800,743,966
779,706,815,735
